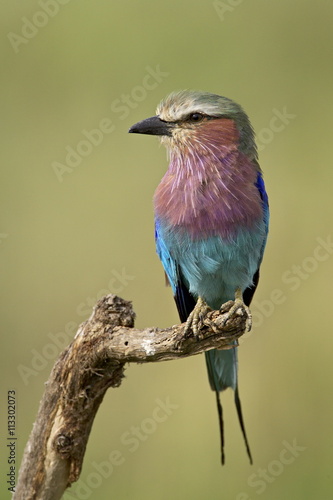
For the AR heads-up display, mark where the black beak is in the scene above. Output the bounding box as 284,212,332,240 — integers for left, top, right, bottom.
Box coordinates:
128,116,173,136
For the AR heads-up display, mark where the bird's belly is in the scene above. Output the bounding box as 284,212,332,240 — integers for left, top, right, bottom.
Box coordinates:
165,226,266,309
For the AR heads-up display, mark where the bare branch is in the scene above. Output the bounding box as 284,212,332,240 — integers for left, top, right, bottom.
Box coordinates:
14,294,249,500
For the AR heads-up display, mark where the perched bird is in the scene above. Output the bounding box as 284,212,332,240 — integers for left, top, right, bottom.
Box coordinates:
129,90,269,464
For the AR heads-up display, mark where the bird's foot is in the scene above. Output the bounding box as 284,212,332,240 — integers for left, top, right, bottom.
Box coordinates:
184,296,211,339
221,288,252,332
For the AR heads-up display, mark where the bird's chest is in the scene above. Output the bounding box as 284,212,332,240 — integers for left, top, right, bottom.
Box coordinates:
154,166,262,241
154,168,265,304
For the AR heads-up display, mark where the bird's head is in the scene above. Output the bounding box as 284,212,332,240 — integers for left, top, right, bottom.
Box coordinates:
129,90,257,161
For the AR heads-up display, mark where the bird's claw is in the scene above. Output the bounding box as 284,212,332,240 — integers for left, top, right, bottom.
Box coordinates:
221,289,252,332
175,291,251,350
184,296,210,338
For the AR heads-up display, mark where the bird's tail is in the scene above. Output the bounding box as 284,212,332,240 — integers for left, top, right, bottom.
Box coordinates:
205,347,252,465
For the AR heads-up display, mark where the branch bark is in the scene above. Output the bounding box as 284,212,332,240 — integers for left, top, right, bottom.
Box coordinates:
14,294,249,500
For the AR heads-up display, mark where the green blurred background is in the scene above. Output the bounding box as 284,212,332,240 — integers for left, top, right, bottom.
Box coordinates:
1,1,332,499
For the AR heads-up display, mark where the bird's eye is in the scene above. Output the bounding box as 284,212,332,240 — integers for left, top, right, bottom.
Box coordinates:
188,113,204,122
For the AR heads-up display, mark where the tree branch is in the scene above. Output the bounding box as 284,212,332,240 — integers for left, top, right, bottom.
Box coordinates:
14,294,249,500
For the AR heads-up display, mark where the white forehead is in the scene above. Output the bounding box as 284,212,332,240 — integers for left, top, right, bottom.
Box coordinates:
156,90,243,122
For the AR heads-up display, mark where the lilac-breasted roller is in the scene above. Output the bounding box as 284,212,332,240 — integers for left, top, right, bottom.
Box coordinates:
129,90,269,464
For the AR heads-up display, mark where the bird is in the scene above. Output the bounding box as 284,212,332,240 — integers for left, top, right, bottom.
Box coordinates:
129,90,269,464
